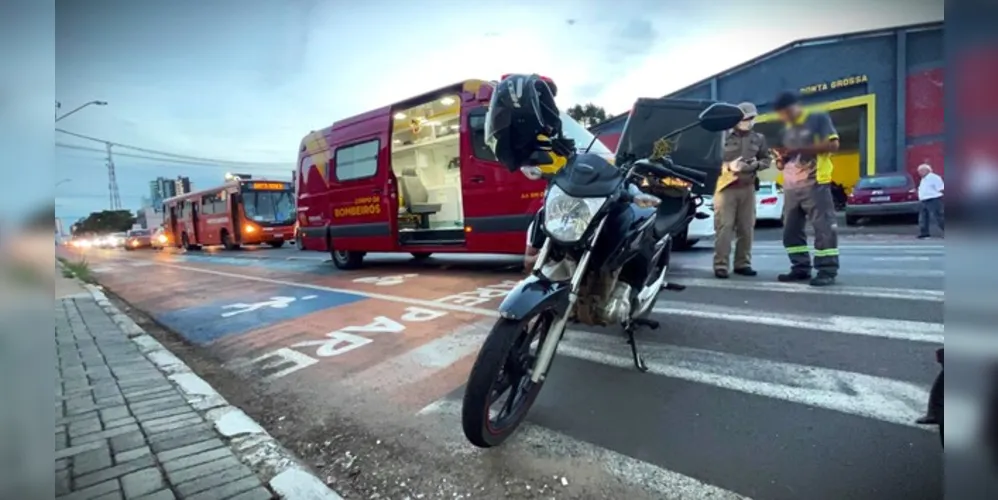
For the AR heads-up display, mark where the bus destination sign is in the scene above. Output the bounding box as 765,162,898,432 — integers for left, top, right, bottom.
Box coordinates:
248,182,290,191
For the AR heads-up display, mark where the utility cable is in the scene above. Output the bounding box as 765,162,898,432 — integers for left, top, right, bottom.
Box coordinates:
55,128,293,168
56,143,288,172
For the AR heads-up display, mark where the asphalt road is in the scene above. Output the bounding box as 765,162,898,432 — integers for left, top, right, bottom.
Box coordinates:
63,233,944,500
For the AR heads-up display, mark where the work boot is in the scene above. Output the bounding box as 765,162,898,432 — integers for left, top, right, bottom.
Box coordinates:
809,273,836,287
714,269,729,279
777,270,811,282
733,267,757,276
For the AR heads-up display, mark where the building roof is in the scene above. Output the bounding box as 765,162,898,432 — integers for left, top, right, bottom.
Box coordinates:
591,21,943,133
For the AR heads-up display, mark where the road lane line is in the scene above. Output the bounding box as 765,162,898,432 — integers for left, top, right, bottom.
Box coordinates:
419,399,750,500
557,330,931,430
342,320,491,391
673,278,944,301
677,264,944,278
652,300,944,343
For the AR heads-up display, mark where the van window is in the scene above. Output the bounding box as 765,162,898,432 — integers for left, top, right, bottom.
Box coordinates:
334,140,380,181
468,110,497,161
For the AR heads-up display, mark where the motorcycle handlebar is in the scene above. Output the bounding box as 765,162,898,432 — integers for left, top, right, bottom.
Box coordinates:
632,158,705,187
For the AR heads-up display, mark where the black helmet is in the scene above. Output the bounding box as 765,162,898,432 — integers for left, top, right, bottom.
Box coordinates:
484,74,563,172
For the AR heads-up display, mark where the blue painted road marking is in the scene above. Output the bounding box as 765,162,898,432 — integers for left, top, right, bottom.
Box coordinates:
155,285,365,345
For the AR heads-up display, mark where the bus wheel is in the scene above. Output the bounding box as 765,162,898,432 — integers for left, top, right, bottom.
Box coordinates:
221,230,240,250
330,249,363,270
268,240,285,249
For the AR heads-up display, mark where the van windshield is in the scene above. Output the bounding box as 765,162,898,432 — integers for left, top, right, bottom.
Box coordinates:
244,189,295,224
559,112,612,155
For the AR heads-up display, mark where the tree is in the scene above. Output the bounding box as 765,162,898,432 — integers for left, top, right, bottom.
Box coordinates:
567,103,610,129
72,210,136,235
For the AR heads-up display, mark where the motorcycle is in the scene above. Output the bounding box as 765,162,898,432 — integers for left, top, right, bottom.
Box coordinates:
461,98,744,448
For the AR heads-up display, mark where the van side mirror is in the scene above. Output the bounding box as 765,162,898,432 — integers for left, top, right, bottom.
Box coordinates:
698,103,744,132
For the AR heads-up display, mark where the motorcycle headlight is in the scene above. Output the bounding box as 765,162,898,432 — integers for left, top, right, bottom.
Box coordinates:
543,184,606,243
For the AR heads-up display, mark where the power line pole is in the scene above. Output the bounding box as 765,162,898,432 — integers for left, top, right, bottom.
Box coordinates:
106,142,122,209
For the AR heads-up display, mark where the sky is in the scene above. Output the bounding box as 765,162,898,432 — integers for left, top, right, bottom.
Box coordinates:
51,0,943,228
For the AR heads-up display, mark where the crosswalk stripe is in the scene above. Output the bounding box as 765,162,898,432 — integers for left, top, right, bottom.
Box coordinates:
557,330,931,429
652,300,943,343
419,399,750,499
673,278,944,301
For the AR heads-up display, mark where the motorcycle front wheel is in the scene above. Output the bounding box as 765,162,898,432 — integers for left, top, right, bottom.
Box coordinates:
461,311,555,448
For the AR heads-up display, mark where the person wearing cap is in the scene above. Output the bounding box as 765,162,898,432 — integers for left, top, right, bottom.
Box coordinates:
774,91,840,286
712,102,771,279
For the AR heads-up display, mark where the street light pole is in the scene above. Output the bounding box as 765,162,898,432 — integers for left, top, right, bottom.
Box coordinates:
55,100,108,122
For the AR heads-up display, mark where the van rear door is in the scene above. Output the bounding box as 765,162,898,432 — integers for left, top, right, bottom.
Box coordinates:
326,109,396,252
615,98,726,195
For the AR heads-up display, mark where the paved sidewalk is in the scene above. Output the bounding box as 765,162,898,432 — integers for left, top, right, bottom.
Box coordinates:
54,276,339,500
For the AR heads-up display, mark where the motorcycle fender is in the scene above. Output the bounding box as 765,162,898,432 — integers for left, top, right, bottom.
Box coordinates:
497,275,571,321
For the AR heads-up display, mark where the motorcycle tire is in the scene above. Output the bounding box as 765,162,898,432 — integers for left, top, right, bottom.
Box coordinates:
461,314,551,448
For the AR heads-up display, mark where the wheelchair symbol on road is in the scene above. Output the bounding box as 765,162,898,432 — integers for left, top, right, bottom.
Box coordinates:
220,295,318,318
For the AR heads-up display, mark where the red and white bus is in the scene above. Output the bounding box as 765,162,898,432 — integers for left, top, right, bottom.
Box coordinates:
163,179,296,250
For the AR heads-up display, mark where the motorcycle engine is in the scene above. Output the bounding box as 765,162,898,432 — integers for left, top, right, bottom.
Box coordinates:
575,270,632,326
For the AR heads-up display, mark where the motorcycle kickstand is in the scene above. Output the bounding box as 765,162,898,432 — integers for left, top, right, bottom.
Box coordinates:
624,319,657,373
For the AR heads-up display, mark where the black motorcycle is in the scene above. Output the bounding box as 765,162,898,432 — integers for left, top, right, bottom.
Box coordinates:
461,99,744,447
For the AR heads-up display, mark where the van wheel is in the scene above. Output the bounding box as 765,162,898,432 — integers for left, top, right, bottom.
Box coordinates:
411,252,432,260
221,230,240,250
331,249,364,270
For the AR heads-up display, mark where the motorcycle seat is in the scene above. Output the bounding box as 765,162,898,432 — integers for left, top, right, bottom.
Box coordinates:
653,196,691,240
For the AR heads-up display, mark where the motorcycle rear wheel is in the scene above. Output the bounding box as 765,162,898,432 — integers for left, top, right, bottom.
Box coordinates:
461,312,554,448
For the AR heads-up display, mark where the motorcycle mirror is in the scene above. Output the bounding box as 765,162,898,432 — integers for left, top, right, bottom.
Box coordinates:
698,103,744,132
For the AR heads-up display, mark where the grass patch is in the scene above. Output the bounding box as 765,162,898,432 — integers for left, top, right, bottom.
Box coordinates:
59,257,94,283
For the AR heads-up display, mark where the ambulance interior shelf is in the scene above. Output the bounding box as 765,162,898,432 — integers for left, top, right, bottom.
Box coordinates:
390,103,463,232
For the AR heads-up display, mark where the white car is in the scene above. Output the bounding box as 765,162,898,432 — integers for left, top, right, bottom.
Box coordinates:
755,182,784,224
677,195,715,250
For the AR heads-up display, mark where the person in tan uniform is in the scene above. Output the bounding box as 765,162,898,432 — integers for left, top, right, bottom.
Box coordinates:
712,102,771,279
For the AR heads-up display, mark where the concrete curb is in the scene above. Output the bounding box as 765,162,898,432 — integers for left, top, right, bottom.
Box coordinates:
83,283,344,500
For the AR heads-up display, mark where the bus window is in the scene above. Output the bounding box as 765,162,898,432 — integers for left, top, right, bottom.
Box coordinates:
201,195,215,214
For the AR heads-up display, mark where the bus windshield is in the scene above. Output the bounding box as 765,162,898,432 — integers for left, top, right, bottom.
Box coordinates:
243,189,295,224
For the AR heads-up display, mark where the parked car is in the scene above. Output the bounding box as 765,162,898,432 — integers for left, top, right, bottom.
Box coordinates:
755,181,784,224
845,173,919,226
124,229,153,250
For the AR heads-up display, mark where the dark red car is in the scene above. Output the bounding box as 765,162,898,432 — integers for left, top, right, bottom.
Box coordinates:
845,173,919,226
